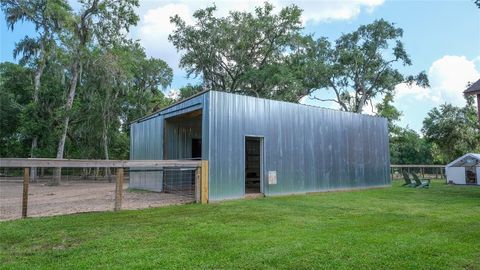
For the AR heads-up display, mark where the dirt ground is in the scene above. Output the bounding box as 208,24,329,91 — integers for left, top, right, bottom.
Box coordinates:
0,180,194,220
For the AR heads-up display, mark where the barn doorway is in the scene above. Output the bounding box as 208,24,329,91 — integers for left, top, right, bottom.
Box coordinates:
191,138,202,159
162,109,203,200
245,136,263,194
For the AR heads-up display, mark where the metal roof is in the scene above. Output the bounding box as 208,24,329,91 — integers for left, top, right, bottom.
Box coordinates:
131,90,210,124
446,153,480,167
464,79,480,95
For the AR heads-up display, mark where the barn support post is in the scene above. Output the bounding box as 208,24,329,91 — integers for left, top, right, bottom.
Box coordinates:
22,167,30,218
114,168,124,211
200,160,209,204
195,167,201,203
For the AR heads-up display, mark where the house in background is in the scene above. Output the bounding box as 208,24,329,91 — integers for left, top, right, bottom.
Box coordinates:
446,153,480,185
464,79,480,123
129,91,391,202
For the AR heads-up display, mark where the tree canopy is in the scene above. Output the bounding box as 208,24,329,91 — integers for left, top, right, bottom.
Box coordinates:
169,3,317,102
422,97,480,163
0,1,477,168
312,19,429,113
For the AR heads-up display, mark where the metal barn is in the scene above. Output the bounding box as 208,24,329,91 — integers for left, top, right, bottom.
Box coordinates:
130,91,391,201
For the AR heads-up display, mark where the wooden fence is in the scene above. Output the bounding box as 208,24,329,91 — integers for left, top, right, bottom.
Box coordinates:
0,158,209,218
390,164,446,180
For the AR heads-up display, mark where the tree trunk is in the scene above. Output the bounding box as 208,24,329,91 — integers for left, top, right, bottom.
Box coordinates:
51,60,80,185
30,49,46,182
102,115,111,182
476,94,480,125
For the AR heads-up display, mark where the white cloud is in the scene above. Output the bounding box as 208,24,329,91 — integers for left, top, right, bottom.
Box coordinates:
135,3,193,70
132,0,385,70
166,89,180,100
293,0,384,23
395,55,480,107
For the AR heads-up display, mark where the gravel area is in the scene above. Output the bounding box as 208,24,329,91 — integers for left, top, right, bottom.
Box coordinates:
0,180,194,220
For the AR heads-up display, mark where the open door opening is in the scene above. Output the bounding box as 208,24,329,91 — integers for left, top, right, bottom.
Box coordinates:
245,137,262,194
466,166,477,184
162,109,202,198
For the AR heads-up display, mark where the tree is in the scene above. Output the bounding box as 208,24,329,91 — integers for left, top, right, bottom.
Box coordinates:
52,0,139,184
78,42,173,165
376,93,433,164
312,19,429,113
1,0,70,179
376,93,402,133
0,62,33,157
422,96,480,163
178,84,204,100
169,3,316,102
389,128,433,165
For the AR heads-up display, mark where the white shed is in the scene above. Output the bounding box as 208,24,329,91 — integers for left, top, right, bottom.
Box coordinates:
446,153,480,185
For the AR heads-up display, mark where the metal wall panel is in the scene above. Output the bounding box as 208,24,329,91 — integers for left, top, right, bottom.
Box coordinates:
208,91,390,201
129,93,209,191
130,91,390,200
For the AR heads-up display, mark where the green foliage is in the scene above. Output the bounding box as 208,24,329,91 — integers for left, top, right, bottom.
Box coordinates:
1,182,480,269
178,84,204,100
390,128,433,164
376,93,402,133
70,42,173,159
318,19,429,113
0,0,471,166
376,93,433,164
169,3,315,102
0,63,33,157
0,0,173,160
422,97,480,163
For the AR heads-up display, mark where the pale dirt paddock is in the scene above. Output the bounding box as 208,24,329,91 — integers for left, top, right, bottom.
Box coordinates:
0,180,194,220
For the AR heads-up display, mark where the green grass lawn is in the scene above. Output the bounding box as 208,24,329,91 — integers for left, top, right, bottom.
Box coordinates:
1,181,480,269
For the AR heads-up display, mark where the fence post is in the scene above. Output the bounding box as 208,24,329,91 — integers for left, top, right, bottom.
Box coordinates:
114,168,124,211
200,160,209,204
195,167,201,203
22,167,30,218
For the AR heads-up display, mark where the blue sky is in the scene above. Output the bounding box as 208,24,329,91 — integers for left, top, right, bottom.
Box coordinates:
1,0,479,132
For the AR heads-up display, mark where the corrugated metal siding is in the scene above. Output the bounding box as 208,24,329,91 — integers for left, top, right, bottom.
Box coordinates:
164,117,202,159
129,93,209,191
130,91,390,200
129,117,164,191
208,91,390,201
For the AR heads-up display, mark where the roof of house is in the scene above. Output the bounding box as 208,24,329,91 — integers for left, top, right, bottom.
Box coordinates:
464,79,480,95
446,153,480,167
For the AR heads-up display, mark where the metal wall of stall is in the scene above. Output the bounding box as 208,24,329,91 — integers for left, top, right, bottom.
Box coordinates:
129,93,209,191
207,91,390,201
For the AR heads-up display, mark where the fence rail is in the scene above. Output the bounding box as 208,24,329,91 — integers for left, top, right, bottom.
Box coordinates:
390,164,446,180
0,158,209,219
0,158,201,168
390,164,445,168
